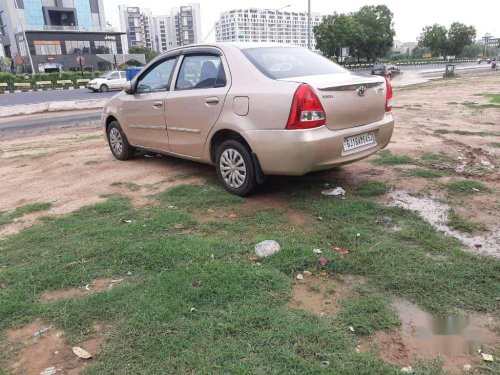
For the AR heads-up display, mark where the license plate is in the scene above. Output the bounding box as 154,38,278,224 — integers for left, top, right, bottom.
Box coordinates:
343,132,376,152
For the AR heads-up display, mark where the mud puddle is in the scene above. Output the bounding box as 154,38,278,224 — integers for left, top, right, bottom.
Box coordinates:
387,189,500,258
370,299,497,373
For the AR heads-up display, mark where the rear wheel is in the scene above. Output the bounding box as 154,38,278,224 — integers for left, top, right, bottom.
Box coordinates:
100,84,109,92
107,121,134,160
216,140,257,196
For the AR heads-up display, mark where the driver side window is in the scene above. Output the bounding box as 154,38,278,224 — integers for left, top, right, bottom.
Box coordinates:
136,58,177,93
108,72,120,80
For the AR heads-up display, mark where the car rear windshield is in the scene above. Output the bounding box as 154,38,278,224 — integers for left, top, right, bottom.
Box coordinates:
242,47,347,79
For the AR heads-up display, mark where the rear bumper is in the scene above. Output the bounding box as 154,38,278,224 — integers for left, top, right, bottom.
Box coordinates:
243,113,394,176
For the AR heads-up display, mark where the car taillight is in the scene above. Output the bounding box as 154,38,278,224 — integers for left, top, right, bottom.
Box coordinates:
385,77,393,112
286,84,326,130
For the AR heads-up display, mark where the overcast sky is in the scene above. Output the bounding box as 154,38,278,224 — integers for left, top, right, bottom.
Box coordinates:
103,0,498,42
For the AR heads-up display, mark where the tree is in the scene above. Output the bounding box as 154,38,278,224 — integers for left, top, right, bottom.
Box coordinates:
352,5,395,62
458,43,483,58
128,46,159,63
314,5,395,62
418,23,476,58
418,24,448,58
447,22,476,56
314,13,362,59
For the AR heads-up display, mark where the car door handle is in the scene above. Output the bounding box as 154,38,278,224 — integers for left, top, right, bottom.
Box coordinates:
205,97,219,106
153,101,163,108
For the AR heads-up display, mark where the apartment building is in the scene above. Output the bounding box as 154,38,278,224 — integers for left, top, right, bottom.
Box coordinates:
170,4,202,48
0,0,125,73
119,6,155,53
120,3,201,55
215,8,323,50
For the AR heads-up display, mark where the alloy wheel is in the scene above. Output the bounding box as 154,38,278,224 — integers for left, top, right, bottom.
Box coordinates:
109,128,124,156
219,148,247,189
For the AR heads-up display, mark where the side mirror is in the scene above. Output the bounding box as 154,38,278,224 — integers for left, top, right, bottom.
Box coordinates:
121,81,133,94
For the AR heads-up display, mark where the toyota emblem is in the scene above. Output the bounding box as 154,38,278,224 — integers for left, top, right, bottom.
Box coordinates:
357,85,367,97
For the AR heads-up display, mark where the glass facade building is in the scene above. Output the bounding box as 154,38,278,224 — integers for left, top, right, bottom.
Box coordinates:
74,0,93,28
23,0,44,27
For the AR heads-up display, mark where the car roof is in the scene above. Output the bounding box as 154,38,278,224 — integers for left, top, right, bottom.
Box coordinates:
165,42,301,54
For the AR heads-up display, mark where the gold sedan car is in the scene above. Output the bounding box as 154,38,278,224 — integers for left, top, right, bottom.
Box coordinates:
102,43,394,195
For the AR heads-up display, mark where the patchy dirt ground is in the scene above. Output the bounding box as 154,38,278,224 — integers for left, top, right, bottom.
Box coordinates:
3,320,105,375
0,71,499,374
1,72,499,254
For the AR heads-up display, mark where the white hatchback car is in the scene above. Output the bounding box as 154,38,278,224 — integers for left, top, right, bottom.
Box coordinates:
87,71,127,92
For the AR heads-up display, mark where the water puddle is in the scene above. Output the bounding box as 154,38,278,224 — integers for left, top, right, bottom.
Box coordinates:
371,299,497,373
386,190,500,258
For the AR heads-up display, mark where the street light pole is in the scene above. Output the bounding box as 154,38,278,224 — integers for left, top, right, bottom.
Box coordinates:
14,0,35,73
307,0,311,50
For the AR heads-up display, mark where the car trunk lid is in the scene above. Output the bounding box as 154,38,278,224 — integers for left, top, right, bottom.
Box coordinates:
279,73,387,131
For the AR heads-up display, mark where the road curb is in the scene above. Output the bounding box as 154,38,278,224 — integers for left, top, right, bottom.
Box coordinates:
0,99,107,118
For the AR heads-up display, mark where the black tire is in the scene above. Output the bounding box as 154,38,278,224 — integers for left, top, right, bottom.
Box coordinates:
107,121,134,161
215,140,258,196
100,84,109,92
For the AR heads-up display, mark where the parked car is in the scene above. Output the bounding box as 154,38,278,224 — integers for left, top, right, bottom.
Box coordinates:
87,71,127,92
371,64,401,79
102,43,394,195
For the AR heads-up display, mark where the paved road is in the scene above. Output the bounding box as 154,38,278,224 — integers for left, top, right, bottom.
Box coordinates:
0,111,101,133
0,89,116,107
1,62,488,107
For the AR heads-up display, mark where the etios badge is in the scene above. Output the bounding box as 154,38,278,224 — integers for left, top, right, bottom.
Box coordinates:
357,85,367,97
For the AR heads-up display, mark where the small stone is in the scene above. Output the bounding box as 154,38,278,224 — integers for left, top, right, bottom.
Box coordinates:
355,346,361,353
72,347,92,359
303,271,313,277
400,366,413,374
296,273,304,281
463,364,472,372
317,216,323,221
254,240,280,258
228,213,238,219
40,367,57,375
321,360,330,366
54,351,59,355
313,248,323,254
356,233,361,237
348,326,355,332
190,307,196,313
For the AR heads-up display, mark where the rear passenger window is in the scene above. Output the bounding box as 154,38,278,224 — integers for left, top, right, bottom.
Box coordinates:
176,55,226,90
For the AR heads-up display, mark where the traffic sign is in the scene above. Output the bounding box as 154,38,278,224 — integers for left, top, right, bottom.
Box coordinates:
46,56,55,62
76,56,86,65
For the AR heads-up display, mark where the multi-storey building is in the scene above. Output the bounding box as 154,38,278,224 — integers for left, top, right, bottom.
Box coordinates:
0,0,125,73
119,6,155,53
170,4,201,48
120,3,201,55
215,8,323,50
152,15,173,54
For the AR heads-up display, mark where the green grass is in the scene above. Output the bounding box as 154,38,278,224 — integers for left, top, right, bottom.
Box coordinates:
353,181,389,197
434,129,500,137
110,182,141,192
420,152,455,165
0,183,499,374
0,202,52,227
446,180,490,193
339,285,400,335
402,168,450,179
491,142,500,148
371,150,413,166
473,93,500,103
447,210,487,233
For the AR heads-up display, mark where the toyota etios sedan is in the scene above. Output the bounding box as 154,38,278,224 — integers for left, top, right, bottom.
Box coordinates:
102,43,394,196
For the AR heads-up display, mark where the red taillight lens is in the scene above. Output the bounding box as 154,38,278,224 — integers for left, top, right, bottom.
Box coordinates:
286,84,326,130
385,77,393,112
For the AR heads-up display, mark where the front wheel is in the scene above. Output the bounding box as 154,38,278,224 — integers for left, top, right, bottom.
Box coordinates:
100,84,109,92
216,140,258,196
107,121,134,160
